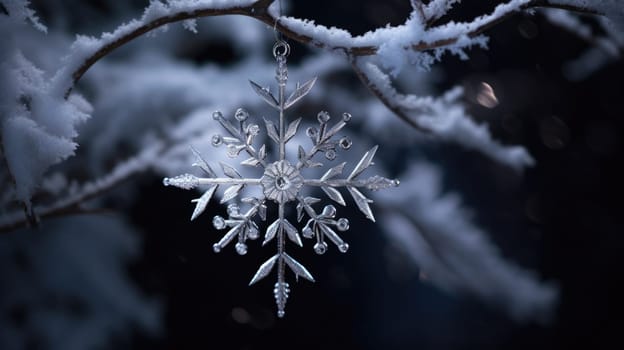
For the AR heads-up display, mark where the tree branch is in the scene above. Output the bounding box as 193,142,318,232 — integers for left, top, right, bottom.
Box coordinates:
351,58,535,170
0,134,39,227
0,143,163,234
66,2,264,97
351,58,432,133
64,0,605,97
543,9,622,58
2,0,608,233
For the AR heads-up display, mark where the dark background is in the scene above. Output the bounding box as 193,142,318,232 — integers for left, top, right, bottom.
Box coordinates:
30,1,624,349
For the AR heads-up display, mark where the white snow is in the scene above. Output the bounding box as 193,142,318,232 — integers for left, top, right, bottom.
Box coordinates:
2,115,77,206
2,0,620,332
376,163,558,322
357,61,535,170
0,0,47,32
1,49,89,207
542,8,623,80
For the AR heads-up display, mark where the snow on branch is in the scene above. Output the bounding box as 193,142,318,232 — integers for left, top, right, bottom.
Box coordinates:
545,9,621,57
542,8,623,80
58,0,612,96
54,0,260,97
546,0,619,17
47,0,616,171
0,143,163,233
423,0,462,25
376,163,558,322
353,60,535,170
1,12,92,218
0,0,47,32
1,0,620,228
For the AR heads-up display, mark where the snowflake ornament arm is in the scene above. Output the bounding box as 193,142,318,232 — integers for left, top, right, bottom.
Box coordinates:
163,41,398,318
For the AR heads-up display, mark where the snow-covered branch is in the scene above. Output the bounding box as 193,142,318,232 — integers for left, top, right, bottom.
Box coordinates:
375,163,557,322
542,8,623,80
60,0,611,96
5,1,623,345
2,0,620,339
59,0,263,97
1,0,620,225
43,0,612,173
0,143,163,234
353,59,535,170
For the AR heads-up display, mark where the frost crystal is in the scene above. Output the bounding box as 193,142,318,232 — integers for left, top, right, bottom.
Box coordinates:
163,43,399,317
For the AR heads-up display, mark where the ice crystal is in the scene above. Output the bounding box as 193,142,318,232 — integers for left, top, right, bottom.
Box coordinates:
163,45,399,317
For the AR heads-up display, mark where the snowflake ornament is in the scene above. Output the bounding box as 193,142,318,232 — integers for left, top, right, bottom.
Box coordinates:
163,41,399,318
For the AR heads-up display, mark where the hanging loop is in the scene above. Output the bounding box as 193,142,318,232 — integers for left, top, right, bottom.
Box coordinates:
273,40,290,58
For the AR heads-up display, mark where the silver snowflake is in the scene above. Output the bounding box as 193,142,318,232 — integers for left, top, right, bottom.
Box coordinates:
163,44,399,318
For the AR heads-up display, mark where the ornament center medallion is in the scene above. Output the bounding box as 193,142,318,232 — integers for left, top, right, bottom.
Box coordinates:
261,160,303,204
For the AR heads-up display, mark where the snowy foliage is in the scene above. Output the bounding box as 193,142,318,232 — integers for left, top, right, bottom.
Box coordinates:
355,60,534,170
542,8,624,80
375,164,557,322
1,2,91,210
1,0,622,345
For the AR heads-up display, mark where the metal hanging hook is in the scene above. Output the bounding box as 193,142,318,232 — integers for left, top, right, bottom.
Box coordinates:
273,40,290,58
